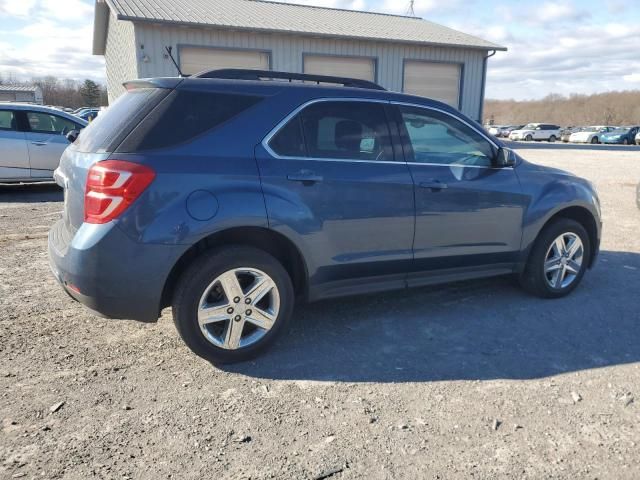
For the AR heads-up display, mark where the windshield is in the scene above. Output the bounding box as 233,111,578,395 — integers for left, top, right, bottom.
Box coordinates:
523,124,538,129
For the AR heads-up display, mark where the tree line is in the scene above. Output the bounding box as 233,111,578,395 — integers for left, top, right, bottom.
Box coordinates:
484,90,640,127
0,74,108,108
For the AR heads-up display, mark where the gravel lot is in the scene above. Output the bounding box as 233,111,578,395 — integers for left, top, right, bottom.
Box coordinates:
1,145,639,479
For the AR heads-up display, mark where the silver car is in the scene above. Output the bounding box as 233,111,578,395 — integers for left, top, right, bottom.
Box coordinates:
0,103,87,182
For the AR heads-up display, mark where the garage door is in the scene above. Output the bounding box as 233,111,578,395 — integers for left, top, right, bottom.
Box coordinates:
403,61,461,108
304,55,375,81
179,46,270,75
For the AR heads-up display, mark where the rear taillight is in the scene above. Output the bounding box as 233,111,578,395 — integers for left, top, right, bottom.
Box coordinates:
84,160,155,224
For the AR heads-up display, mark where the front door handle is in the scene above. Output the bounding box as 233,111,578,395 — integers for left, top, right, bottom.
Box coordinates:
31,142,47,146
287,171,323,185
419,180,448,191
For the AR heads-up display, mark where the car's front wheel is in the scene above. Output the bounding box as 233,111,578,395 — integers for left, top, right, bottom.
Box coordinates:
591,137,599,144
525,134,533,141
172,246,294,364
549,135,557,142
520,219,591,298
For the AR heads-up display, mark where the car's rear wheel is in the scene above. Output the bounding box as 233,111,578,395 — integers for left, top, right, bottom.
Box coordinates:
623,138,629,145
172,246,294,364
520,219,591,298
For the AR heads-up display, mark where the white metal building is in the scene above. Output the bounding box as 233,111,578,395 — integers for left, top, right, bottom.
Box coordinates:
92,0,505,121
0,85,44,104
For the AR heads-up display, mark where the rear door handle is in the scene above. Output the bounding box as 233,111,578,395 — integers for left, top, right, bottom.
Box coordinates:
287,171,323,185
31,142,47,146
419,180,448,191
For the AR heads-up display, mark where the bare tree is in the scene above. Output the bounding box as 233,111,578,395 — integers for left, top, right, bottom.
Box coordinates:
484,90,640,126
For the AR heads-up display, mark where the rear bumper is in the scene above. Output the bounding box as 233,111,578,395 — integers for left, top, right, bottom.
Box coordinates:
48,219,185,322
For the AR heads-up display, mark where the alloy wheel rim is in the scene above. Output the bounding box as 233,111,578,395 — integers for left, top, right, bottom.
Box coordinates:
544,232,584,289
197,268,280,350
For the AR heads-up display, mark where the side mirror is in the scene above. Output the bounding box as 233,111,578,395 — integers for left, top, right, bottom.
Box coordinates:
66,129,80,143
496,147,516,167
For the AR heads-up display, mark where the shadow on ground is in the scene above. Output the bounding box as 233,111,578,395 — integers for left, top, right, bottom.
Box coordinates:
506,141,640,152
227,250,640,383
0,183,62,203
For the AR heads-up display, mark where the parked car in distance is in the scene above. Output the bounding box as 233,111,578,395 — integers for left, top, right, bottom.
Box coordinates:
76,108,100,122
0,103,87,182
569,126,617,144
48,69,602,364
509,123,561,142
600,126,640,145
561,127,583,143
487,125,506,137
490,125,524,138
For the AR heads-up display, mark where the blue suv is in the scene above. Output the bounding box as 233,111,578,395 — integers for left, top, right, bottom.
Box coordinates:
49,70,601,363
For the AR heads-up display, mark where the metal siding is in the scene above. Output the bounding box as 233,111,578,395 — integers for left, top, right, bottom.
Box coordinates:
104,15,138,102
129,25,486,120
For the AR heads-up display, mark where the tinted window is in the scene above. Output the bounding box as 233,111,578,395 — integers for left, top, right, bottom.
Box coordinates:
26,112,78,134
286,101,393,161
269,116,306,157
399,106,495,167
73,87,169,153
0,110,16,131
117,90,264,152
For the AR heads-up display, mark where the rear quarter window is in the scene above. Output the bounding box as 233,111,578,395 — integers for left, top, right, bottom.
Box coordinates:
115,90,264,152
72,88,169,153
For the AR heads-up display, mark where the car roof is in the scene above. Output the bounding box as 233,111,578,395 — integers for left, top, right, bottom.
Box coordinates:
0,103,88,126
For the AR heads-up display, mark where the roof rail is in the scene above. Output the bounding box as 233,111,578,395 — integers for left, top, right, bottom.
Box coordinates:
191,69,386,91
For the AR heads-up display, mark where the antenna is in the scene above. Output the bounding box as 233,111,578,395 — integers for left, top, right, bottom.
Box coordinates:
405,0,415,16
165,46,184,77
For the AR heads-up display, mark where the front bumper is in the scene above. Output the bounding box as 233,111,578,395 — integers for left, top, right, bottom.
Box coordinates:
48,219,185,322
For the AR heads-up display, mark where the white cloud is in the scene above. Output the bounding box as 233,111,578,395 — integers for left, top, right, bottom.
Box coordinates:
0,0,37,17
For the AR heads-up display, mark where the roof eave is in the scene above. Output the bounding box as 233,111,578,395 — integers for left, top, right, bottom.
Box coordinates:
117,15,507,52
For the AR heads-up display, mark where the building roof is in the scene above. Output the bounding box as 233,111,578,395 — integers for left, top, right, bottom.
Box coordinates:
93,0,506,55
0,85,41,93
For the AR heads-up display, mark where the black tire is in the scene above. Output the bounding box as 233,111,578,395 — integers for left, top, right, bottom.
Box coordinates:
519,218,591,299
549,135,557,143
622,139,629,145
591,137,599,144
525,134,533,142
172,246,295,364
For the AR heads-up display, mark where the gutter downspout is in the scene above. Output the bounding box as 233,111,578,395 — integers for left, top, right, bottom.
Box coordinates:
478,50,496,124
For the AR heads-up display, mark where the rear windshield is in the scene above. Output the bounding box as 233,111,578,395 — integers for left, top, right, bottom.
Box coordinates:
115,90,264,153
71,88,169,153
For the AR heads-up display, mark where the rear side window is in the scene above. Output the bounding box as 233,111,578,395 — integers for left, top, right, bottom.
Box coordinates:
269,101,393,161
72,88,169,153
116,90,264,152
0,110,16,131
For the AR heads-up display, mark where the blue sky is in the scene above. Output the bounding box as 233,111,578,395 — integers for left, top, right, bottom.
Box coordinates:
1,0,639,100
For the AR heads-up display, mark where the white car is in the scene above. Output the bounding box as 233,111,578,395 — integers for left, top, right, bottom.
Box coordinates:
635,131,640,145
509,123,561,142
487,125,506,137
568,126,617,144
0,103,87,182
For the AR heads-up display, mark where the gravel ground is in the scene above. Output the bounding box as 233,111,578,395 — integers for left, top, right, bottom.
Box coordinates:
1,146,639,479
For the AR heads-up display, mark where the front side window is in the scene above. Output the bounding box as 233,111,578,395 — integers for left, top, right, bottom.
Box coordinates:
0,110,16,131
269,101,393,162
399,106,495,167
26,112,78,134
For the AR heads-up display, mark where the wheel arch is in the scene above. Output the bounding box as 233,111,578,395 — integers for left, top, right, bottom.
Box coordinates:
160,226,309,310
526,205,599,270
